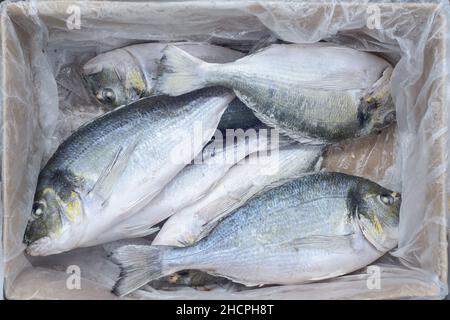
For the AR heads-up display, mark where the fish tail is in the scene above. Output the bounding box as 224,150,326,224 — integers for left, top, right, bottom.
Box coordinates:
111,244,171,296
155,45,212,96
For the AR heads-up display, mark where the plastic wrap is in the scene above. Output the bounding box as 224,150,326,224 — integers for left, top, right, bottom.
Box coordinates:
0,0,449,299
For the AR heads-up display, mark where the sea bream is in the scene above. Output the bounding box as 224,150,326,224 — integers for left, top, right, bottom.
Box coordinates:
155,43,396,144
23,88,234,256
82,42,244,108
111,172,400,296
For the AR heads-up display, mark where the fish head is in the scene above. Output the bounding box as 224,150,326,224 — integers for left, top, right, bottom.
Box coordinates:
358,66,396,136
24,181,85,256
354,183,401,252
82,51,147,108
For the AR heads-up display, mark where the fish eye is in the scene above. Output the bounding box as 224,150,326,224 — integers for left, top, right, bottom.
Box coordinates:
379,194,394,205
32,201,46,217
101,88,116,104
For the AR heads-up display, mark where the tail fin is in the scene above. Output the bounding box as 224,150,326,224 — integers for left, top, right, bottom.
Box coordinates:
110,245,170,296
155,45,212,96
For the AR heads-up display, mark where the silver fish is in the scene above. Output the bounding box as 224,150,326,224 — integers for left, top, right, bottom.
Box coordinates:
111,172,400,296
82,42,244,108
155,43,396,144
153,144,323,247
24,88,234,256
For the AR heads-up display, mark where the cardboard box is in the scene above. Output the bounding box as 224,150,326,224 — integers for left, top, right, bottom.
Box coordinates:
1,1,448,299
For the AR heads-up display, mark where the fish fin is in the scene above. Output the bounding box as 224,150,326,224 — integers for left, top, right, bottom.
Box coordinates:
121,225,160,239
88,140,139,205
283,234,354,253
84,226,158,248
244,168,320,201
111,245,170,296
251,177,300,196
81,62,103,75
314,155,324,171
155,45,211,96
196,219,221,243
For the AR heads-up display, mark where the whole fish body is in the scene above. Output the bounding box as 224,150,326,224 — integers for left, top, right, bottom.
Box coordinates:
153,144,323,247
156,43,396,144
82,42,244,108
86,126,279,247
111,172,400,296
24,88,234,256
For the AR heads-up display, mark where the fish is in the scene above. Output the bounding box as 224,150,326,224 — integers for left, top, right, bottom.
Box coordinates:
155,43,396,144
152,144,323,247
82,42,244,108
23,87,235,256
85,126,283,247
111,172,400,296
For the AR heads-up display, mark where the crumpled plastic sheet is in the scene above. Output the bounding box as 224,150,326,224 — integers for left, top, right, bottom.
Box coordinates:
0,0,449,299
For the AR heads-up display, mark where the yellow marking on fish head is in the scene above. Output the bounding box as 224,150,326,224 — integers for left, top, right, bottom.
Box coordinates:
126,69,146,95
65,191,82,222
366,92,387,105
370,212,383,235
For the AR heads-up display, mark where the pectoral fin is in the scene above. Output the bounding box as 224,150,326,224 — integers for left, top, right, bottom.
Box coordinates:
283,234,354,253
88,140,139,206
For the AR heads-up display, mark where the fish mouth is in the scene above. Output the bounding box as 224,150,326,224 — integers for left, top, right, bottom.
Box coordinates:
383,111,396,126
23,235,32,246
372,110,396,133
25,236,52,256
23,220,40,247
